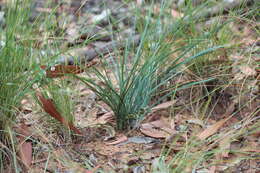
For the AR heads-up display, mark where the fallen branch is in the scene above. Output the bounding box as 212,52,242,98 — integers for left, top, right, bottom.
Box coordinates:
57,35,140,65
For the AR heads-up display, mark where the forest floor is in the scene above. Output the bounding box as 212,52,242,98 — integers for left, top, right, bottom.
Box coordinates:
0,0,259,173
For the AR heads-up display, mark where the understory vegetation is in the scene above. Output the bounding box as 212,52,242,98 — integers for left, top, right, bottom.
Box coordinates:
0,0,259,172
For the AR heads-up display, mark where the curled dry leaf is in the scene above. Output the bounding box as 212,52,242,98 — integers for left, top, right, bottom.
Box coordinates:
140,119,176,139
36,91,82,135
40,65,84,78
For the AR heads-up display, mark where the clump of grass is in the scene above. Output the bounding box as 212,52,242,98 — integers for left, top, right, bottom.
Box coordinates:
0,0,40,170
151,1,259,172
73,3,223,130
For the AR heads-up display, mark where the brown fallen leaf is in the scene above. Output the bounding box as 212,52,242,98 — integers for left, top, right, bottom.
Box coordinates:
40,65,84,78
197,102,235,140
106,134,128,145
197,118,229,140
16,122,32,170
19,142,32,169
140,119,176,139
36,91,82,135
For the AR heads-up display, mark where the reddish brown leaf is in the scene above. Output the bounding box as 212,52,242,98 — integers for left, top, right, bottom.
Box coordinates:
36,91,82,135
40,65,84,78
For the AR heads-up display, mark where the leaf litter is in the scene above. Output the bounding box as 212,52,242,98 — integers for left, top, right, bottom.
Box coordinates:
10,0,259,172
